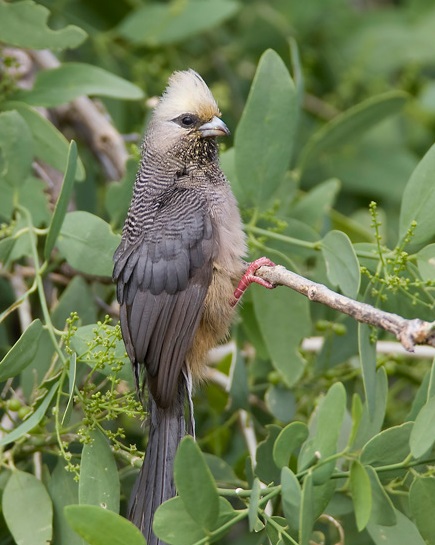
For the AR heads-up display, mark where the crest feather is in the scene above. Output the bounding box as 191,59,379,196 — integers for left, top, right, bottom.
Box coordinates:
154,69,220,122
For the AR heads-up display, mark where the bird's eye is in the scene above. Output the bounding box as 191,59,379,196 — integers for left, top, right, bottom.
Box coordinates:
181,115,195,127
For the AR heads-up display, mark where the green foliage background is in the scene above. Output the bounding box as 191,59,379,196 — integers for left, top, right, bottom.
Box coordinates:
2,1,435,544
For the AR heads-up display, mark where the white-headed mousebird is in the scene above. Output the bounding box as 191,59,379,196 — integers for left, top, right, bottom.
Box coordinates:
113,69,274,544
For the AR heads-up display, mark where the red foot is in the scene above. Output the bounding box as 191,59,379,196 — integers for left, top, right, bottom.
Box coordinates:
232,257,276,306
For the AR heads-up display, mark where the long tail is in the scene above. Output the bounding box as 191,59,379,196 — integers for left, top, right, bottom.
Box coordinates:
128,383,187,545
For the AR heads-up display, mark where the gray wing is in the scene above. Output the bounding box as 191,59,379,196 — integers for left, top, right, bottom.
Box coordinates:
113,187,215,408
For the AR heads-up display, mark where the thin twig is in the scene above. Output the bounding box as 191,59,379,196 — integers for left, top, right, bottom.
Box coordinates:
255,265,435,352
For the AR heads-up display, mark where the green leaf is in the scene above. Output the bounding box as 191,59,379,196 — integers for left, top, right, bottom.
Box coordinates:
399,142,435,249
291,178,340,233
416,243,435,281
57,211,121,277
154,496,236,545
204,454,241,487
0,236,15,263
228,350,249,411
0,110,33,188
1,102,85,181
235,49,297,208
47,459,82,545
0,382,58,447
281,467,301,532
79,429,120,512
248,478,263,532
299,472,314,545
253,286,310,387
410,396,435,458
255,425,281,485
45,141,78,260
321,230,360,298
52,276,97,330
366,466,396,526
367,509,425,545
409,477,435,544
273,421,309,469
16,63,144,107
350,461,371,531
352,368,388,450
2,470,53,545
117,0,239,46
105,158,136,230
298,383,346,484
174,436,219,530
0,0,86,50
0,319,43,381
359,323,377,420
361,422,413,467
265,385,295,423
348,393,364,447
64,505,146,545
298,91,408,173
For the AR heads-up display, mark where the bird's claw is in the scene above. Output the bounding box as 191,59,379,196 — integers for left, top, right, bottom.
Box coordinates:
231,257,276,306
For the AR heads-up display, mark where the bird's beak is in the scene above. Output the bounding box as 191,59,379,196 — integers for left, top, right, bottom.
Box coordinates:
199,116,230,138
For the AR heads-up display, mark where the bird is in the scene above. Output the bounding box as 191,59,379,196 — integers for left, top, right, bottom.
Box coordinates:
113,69,274,544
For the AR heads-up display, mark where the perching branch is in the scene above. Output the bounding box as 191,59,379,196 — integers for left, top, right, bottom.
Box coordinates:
255,264,435,352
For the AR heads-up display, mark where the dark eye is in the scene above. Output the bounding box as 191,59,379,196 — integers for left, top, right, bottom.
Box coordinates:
181,115,195,127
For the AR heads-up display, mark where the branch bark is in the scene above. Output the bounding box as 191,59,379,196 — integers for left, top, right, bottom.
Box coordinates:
255,265,435,352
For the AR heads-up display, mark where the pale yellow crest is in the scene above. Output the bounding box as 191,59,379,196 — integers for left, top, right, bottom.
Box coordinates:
154,69,220,122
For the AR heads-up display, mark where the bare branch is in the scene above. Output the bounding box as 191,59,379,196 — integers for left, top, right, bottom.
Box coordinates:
29,49,129,180
255,265,435,352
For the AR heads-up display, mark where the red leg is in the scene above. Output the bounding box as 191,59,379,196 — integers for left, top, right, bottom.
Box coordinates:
232,257,276,306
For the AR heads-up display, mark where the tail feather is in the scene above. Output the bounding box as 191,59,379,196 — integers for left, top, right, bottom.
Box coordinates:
128,386,186,545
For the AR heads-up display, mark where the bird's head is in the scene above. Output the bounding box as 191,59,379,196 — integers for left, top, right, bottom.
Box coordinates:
148,69,229,153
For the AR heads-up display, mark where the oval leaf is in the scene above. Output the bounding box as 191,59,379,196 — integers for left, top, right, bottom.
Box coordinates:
298,383,346,484
361,422,412,467
174,436,219,530
321,230,361,298
299,472,314,545
366,466,396,526
0,0,86,50
399,142,435,249
235,49,297,208
410,396,435,458
117,0,239,46
57,211,120,277
367,509,425,545
154,496,236,545
416,243,435,281
47,460,81,545
2,102,85,181
281,467,301,532
64,505,146,545
79,429,120,512
358,322,377,420
298,91,408,173
16,63,144,107
0,319,43,381
44,141,78,260
0,382,58,447
409,477,435,544
273,421,309,469
0,110,33,188
3,470,53,545
350,461,372,531
253,286,310,387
